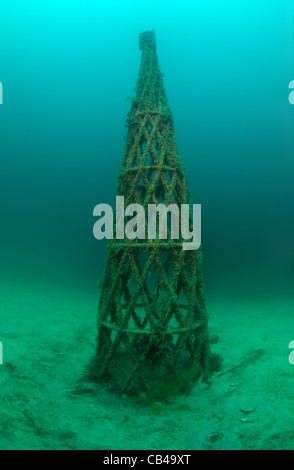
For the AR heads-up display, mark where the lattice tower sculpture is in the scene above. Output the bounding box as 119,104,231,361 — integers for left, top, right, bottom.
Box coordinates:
95,30,210,394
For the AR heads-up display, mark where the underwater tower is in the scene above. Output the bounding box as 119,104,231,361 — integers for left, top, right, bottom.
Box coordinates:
95,30,210,394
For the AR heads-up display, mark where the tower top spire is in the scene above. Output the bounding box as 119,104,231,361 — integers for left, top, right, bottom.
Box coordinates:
139,30,156,50
127,29,169,126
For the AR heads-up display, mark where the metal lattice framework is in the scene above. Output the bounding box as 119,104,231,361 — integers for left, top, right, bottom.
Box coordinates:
95,30,210,394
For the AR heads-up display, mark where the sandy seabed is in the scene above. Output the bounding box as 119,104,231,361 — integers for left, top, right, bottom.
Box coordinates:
1,277,294,450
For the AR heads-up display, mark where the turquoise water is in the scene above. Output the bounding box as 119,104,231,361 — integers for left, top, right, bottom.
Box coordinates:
0,0,294,450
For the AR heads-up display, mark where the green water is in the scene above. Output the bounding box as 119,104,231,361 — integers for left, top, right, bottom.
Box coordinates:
0,0,293,450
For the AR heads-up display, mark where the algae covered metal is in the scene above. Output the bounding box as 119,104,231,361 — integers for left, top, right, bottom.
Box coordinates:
95,30,210,394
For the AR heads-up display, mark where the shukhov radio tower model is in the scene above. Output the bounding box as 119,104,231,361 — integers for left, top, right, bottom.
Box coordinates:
95,31,210,394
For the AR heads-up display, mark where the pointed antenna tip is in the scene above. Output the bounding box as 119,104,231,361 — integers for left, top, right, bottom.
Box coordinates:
139,30,156,51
